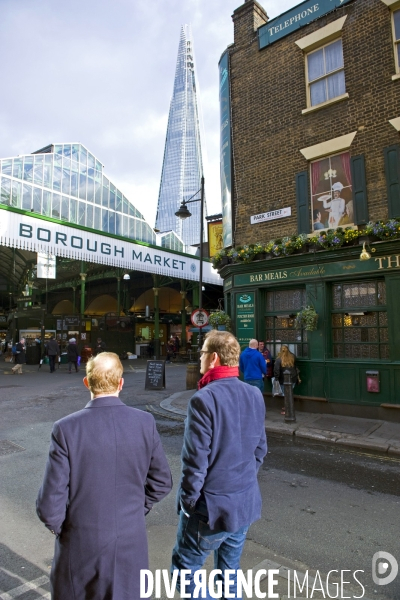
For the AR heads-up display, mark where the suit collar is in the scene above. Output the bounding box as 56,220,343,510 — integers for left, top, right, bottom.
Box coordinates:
85,395,124,408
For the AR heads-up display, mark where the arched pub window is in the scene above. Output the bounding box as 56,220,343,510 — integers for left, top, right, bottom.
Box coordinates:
331,280,389,359
264,289,308,358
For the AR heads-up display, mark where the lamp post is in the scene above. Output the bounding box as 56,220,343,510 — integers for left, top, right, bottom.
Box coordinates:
175,176,205,354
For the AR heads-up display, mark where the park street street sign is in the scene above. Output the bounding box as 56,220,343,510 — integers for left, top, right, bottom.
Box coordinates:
250,207,291,225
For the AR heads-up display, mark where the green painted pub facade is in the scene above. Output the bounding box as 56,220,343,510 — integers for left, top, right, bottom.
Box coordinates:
221,240,400,418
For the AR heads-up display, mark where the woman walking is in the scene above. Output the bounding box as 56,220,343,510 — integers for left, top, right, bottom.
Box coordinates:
273,345,298,414
67,338,79,373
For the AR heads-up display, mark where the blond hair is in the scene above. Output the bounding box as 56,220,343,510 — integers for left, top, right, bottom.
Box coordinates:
278,345,295,368
86,352,123,396
204,330,240,367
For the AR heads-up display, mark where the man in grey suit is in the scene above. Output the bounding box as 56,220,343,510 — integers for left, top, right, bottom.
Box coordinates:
37,352,172,600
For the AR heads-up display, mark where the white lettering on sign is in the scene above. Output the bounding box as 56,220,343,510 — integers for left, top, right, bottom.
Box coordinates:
0,210,222,285
267,4,320,37
250,207,291,225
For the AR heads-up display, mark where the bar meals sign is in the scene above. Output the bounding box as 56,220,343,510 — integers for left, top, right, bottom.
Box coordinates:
258,0,353,49
250,207,291,225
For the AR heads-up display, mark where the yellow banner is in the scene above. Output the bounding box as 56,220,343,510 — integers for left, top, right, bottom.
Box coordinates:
208,220,223,258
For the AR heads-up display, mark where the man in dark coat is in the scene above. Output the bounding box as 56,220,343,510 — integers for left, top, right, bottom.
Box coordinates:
46,336,59,373
171,330,267,597
37,352,172,600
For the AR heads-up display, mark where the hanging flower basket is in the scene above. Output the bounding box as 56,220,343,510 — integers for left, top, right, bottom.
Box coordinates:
208,310,232,331
295,305,318,331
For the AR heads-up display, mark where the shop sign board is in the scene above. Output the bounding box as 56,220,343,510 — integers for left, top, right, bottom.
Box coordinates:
250,207,291,225
235,292,255,347
57,316,80,330
145,360,166,390
0,209,222,286
37,252,56,279
234,254,400,287
258,0,353,49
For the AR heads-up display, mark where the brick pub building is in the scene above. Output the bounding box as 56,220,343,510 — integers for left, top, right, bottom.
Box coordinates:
218,0,400,416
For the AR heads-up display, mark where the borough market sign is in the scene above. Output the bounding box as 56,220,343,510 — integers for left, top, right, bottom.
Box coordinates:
0,209,222,285
258,0,353,49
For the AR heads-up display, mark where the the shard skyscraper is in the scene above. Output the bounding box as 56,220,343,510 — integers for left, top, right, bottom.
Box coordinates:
155,25,206,248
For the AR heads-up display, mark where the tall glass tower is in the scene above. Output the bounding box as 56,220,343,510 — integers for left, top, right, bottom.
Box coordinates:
155,25,207,248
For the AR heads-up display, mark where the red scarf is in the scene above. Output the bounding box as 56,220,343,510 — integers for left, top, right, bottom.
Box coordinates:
197,366,239,390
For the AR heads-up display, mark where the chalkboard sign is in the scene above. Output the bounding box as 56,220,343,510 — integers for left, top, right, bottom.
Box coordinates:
145,360,166,390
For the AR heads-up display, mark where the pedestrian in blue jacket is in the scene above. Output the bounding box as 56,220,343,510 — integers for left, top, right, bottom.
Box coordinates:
172,330,267,598
239,338,267,391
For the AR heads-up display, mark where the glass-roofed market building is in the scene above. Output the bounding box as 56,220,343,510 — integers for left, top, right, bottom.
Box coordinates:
0,142,158,245
0,141,221,360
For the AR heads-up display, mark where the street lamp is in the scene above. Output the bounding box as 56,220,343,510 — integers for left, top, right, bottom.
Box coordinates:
175,176,205,354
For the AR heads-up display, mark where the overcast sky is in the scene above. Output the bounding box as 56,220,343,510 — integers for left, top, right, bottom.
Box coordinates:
1,0,301,227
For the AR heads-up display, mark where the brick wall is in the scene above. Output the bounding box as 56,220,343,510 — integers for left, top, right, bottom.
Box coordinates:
229,0,400,246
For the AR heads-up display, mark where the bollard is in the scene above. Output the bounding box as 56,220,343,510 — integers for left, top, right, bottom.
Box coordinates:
283,369,296,423
186,362,200,390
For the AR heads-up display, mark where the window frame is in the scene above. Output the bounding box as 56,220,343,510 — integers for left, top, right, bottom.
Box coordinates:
295,16,348,113
305,38,346,109
264,287,309,359
391,8,400,74
330,280,389,361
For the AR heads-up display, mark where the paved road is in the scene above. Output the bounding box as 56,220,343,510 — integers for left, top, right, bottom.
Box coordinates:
0,362,399,599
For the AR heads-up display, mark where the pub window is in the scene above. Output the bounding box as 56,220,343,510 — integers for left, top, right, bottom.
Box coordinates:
265,289,308,358
310,151,353,232
392,9,400,72
331,281,389,360
306,39,346,107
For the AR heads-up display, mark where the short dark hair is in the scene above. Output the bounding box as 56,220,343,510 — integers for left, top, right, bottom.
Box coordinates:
313,209,321,220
